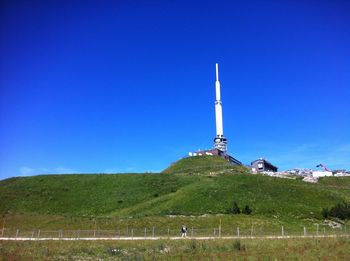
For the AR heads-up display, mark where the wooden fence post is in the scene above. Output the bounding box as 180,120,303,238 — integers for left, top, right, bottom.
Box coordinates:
1,219,5,237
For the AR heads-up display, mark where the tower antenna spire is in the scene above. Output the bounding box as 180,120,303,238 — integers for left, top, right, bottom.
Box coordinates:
216,63,219,81
213,63,227,152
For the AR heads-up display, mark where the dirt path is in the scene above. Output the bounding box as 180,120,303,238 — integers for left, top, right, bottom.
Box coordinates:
1,234,349,241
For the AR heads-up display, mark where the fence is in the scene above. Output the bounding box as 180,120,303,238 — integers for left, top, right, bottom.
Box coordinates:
1,225,349,240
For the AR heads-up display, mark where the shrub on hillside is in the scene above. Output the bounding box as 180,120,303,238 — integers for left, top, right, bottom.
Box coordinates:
321,208,329,218
231,202,241,214
242,205,252,215
228,202,252,215
322,201,350,220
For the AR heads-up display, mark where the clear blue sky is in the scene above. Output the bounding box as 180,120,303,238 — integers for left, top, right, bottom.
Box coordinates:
1,0,349,179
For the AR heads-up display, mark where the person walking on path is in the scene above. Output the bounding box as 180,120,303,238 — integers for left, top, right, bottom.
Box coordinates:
181,225,187,238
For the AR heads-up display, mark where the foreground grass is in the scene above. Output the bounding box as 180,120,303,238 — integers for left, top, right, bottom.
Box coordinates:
1,238,349,260
3,214,349,236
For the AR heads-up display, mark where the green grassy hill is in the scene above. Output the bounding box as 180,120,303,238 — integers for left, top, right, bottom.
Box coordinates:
163,155,250,175
163,155,238,174
1,156,349,224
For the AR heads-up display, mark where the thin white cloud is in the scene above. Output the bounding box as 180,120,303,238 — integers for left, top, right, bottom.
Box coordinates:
102,168,121,173
18,166,78,176
237,142,349,171
52,167,78,174
269,143,350,170
338,144,350,152
19,167,35,176
102,166,138,173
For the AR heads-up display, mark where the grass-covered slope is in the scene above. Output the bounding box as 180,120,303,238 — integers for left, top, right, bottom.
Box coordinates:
0,156,349,222
0,173,194,216
116,174,350,220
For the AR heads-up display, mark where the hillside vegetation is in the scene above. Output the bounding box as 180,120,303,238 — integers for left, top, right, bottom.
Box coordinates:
1,156,349,224
2,238,350,260
163,156,236,174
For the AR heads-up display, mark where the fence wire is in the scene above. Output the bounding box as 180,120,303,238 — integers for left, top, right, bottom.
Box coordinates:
1,225,349,239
